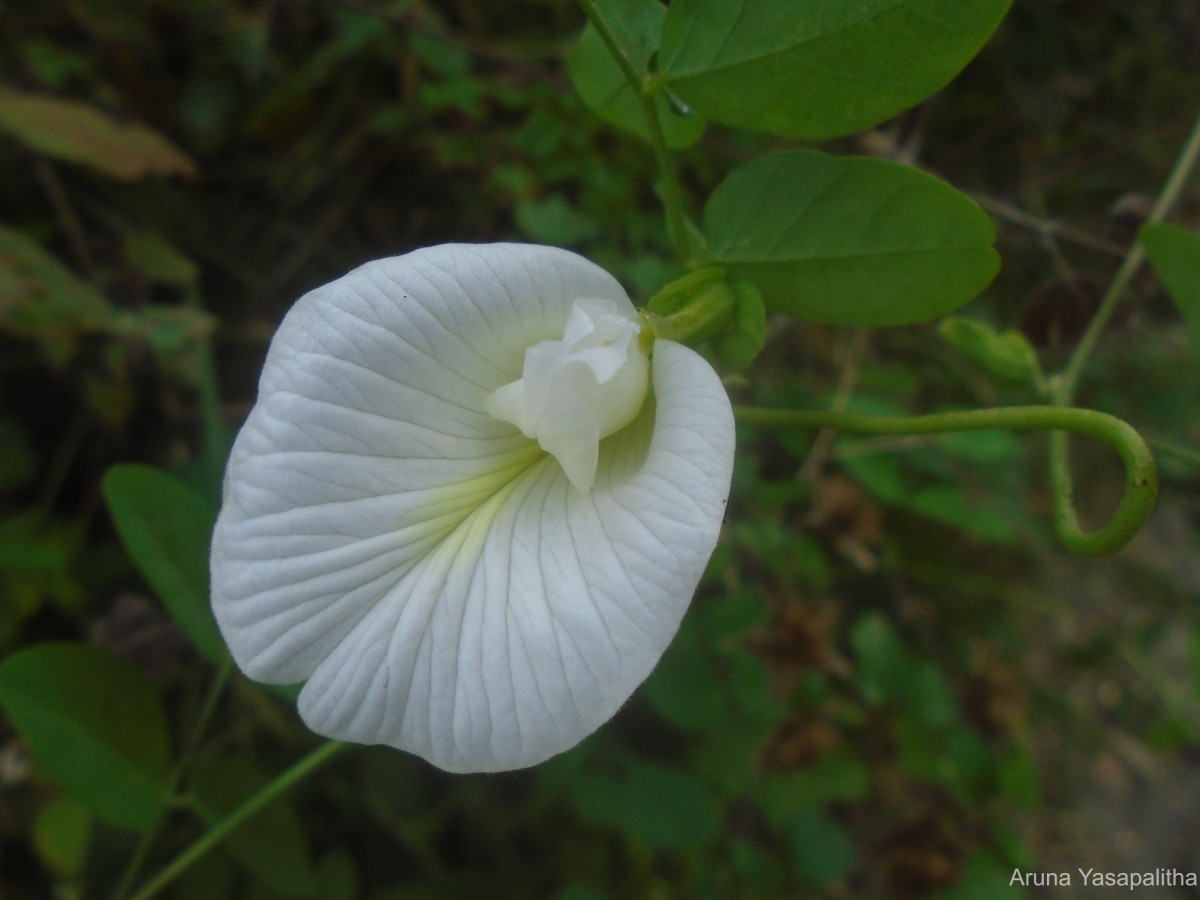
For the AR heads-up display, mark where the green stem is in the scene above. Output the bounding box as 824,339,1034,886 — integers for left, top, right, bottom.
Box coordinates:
1057,112,1200,403
734,404,1158,556
577,0,691,263
1030,113,1200,555
111,657,234,900
127,740,347,900
1147,436,1200,468
644,100,691,264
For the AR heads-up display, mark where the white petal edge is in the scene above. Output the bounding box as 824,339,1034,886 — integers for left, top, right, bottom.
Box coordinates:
210,243,734,772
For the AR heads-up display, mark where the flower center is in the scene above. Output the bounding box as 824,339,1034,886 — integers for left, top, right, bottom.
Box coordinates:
484,298,650,492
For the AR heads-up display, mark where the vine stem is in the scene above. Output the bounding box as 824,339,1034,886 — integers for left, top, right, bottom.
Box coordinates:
110,657,234,900
1147,436,1200,468
1035,111,1200,553
577,0,691,263
126,740,347,900
1056,111,1200,403
734,404,1158,556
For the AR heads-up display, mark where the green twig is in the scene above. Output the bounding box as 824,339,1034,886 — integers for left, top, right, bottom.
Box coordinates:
1147,436,1200,469
1057,112,1200,403
1030,111,1200,553
577,0,691,263
110,657,235,900
126,740,347,900
734,404,1157,556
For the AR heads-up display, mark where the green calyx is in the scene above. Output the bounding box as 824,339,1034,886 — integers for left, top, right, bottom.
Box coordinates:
641,268,767,370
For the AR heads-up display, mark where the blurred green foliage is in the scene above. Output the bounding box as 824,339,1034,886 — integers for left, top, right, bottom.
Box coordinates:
1,1,1198,898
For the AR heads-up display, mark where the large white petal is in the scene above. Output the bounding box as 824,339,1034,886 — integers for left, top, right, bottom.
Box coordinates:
210,243,734,772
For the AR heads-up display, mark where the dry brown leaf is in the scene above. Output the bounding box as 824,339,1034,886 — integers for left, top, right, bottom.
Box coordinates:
0,88,197,182
807,472,884,570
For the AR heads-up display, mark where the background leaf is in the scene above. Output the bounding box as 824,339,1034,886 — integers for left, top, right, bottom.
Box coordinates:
0,643,171,831
714,281,768,370
570,760,721,851
0,88,198,181
1139,221,1200,358
568,0,705,148
32,798,91,878
103,464,225,663
122,230,200,286
932,855,1028,899
658,0,1013,139
939,316,1044,387
704,149,999,325
790,810,857,885
0,224,111,334
641,619,725,730
0,225,212,368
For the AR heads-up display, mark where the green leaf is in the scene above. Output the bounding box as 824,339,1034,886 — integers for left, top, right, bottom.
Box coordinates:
758,752,872,820
704,150,999,325
790,810,856,885
699,587,768,643
102,464,226,663
33,798,91,877
0,643,171,831
996,746,1040,809
514,195,602,245
729,654,783,723
122,230,199,285
570,761,720,851
176,852,235,900
0,88,197,181
0,418,37,491
190,757,318,897
641,620,726,730
568,0,706,148
897,716,985,789
0,225,212,366
658,0,1012,139
935,428,1021,465
20,39,95,89
933,855,1029,900
409,31,471,78
695,716,774,795
907,483,1014,542
849,613,910,706
905,662,959,729
0,225,111,338
840,452,908,505
315,851,360,900
1140,222,1200,358
939,316,1043,387
713,281,768,370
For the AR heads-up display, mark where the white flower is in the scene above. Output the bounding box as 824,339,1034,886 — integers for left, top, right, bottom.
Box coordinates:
209,243,734,773
484,297,649,492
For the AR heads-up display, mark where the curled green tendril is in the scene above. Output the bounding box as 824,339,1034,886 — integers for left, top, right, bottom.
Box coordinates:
734,405,1158,556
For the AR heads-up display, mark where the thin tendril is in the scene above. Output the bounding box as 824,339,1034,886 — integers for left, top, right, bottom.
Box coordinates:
734,405,1157,556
